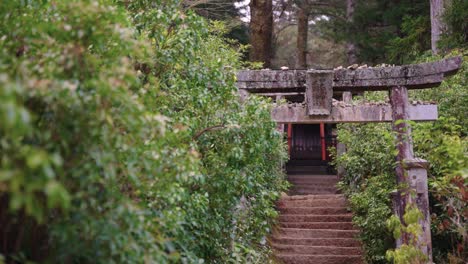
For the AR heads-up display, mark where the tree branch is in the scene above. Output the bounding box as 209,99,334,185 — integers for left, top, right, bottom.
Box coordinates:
192,124,226,140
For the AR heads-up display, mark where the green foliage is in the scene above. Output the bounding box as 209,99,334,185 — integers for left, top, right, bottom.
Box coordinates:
323,0,465,64
429,173,468,263
333,0,430,64
409,53,467,262
413,118,467,176
386,206,428,264
386,244,427,264
409,51,468,133
386,15,431,64
0,0,287,263
411,99,467,261
125,1,288,261
1,0,173,262
334,122,395,194
440,0,468,50
333,122,395,263
347,175,396,263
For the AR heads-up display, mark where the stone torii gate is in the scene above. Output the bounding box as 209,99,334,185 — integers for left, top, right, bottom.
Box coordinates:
236,57,462,261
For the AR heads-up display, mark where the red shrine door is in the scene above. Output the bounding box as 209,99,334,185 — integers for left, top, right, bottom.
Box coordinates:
287,123,335,162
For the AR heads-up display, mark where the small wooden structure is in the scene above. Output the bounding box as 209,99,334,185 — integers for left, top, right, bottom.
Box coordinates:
236,57,462,261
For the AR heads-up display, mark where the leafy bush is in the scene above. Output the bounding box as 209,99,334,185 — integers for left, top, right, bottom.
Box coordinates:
412,117,467,263
440,0,468,50
334,122,395,263
386,206,428,264
0,0,287,263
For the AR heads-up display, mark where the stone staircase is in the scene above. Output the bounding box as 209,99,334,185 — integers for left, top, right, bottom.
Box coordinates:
271,175,363,264
286,160,330,175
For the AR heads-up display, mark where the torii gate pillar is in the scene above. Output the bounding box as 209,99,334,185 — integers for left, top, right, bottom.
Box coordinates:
390,86,432,261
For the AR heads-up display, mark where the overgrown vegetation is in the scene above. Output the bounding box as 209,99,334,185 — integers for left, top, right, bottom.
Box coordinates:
335,51,467,263
0,0,287,263
332,1,467,263
333,122,395,264
335,54,467,263
386,206,428,264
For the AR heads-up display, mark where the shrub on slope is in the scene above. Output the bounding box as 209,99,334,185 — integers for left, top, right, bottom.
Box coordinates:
0,0,287,263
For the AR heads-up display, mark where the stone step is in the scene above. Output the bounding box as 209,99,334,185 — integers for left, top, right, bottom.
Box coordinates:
273,173,362,263
288,170,331,175
287,169,330,175
275,254,363,264
289,189,338,195
287,160,328,166
289,188,338,195
280,194,345,200
290,185,338,191
277,198,347,207
289,186,337,191
287,175,339,180
287,170,330,176
272,244,362,255
287,165,329,171
278,207,349,215
289,177,338,182
287,183,338,188
270,237,361,247
291,183,337,187
276,228,359,239
280,222,356,230
288,182,338,189
279,214,353,223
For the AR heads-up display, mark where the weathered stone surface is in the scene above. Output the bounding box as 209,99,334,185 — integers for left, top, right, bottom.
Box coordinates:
305,70,333,116
390,86,433,261
273,176,363,264
236,81,305,90
333,73,445,90
270,237,360,247
390,86,413,249
334,56,461,79
273,244,361,255
236,56,462,92
271,102,437,124
280,222,356,230
404,158,432,259
276,254,363,264
237,70,306,82
253,92,303,97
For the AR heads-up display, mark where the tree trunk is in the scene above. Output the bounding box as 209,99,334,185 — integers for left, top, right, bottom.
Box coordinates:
430,0,446,54
296,7,309,69
346,0,358,65
249,0,273,68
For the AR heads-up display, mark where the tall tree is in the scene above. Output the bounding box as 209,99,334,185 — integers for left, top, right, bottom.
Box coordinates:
346,0,358,64
292,0,344,68
249,0,273,68
430,0,447,54
296,4,310,68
